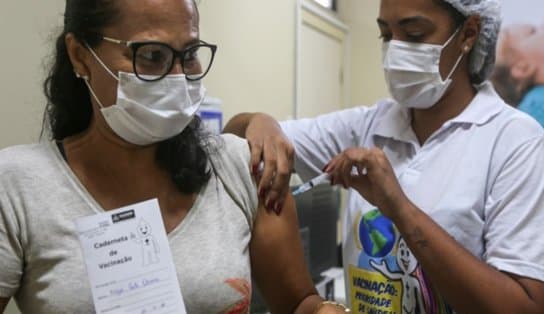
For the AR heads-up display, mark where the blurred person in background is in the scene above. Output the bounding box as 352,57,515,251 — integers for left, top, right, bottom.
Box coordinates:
492,22,544,126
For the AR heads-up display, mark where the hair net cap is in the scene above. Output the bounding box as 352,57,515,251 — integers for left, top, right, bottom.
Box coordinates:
441,0,502,82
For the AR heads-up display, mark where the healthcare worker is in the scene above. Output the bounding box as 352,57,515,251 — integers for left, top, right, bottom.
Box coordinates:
224,0,544,313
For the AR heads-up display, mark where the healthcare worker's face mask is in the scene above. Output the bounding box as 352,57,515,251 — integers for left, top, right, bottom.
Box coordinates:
81,45,206,146
382,28,464,109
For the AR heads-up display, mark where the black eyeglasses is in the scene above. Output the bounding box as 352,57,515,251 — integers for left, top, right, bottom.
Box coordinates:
101,36,217,82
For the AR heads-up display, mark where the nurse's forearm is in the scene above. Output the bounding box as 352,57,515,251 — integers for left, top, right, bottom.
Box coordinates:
222,112,255,137
392,201,543,314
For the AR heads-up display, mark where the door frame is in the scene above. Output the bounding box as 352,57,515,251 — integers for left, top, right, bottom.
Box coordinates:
294,0,351,118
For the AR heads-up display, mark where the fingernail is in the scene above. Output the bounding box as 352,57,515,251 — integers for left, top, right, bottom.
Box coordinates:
252,165,259,174
266,201,273,211
258,188,265,199
275,203,282,214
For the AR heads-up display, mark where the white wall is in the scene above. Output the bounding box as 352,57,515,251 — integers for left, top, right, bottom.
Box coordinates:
198,0,387,121
338,0,388,107
0,1,65,149
198,0,298,122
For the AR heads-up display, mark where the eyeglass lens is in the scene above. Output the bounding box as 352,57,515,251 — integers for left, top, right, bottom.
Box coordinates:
134,43,213,81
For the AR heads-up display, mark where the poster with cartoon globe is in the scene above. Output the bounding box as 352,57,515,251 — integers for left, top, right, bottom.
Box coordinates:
347,208,453,314
491,0,544,127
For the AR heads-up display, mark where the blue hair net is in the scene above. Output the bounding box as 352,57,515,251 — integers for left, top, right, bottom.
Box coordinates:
442,0,502,82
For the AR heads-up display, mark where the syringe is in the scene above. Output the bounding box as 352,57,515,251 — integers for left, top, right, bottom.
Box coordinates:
292,173,331,196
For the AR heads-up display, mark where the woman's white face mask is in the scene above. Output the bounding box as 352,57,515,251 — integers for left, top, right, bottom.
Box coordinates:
82,45,206,146
382,28,464,109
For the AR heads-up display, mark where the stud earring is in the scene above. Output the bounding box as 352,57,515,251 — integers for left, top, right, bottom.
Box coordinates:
464,46,470,52
74,71,89,80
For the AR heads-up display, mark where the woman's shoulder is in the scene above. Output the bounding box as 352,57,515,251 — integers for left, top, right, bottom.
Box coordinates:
217,133,251,161
480,92,544,168
0,143,60,204
0,142,55,174
493,103,544,142
207,134,251,171
209,134,253,184
473,83,543,142
207,134,258,225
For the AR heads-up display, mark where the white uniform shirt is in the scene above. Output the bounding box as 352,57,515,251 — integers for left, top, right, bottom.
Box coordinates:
281,83,544,313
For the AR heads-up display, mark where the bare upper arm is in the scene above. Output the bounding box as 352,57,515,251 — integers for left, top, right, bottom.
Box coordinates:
506,273,544,313
249,195,318,314
0,298,10,313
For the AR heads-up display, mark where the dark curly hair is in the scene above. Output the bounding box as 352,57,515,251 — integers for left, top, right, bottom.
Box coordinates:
42,0,211,194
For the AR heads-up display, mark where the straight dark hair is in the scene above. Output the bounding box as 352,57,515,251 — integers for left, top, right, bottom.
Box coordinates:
43,0,211,194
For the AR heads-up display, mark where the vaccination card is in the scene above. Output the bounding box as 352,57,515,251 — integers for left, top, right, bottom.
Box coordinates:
75,198,186,314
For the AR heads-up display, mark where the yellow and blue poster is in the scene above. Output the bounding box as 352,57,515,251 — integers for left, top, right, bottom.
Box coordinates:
348,209,453,314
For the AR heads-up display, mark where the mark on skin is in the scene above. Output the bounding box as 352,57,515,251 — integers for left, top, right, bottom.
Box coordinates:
407,227,429,248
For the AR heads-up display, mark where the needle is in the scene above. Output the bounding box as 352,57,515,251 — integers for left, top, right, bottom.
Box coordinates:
292,173,331,196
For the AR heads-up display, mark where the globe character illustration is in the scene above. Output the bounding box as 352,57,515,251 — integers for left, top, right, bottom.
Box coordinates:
359,209,396,258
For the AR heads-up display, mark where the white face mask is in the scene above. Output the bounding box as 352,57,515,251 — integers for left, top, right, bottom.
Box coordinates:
83,46,206,146
382,29,464,109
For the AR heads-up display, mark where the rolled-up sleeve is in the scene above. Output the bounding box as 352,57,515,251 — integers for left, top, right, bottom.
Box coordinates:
484,135,544,282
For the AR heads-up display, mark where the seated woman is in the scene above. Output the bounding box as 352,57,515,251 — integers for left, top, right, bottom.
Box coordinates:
492,22,544,127
0,1,348,313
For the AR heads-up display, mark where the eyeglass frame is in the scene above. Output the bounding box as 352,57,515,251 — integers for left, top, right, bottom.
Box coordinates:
100,36,218,82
